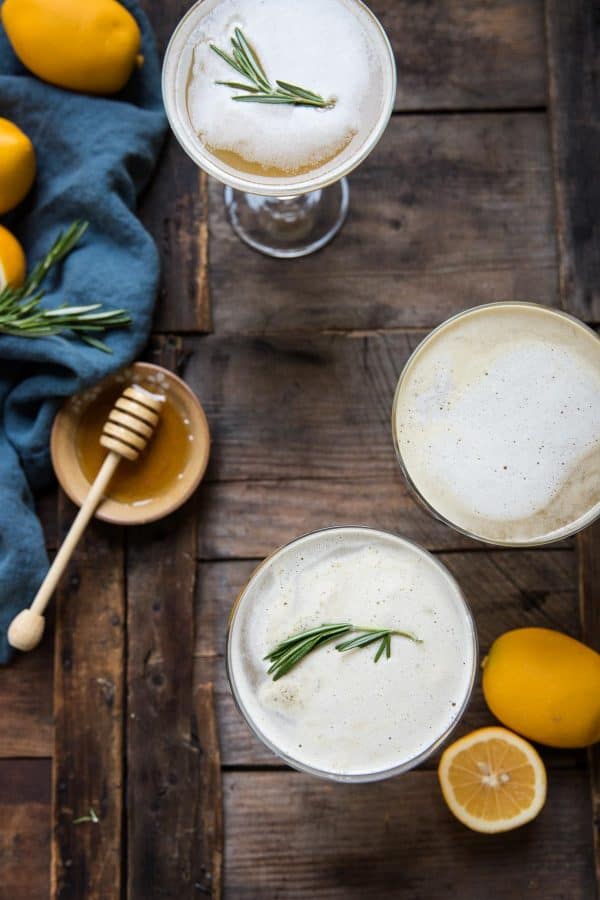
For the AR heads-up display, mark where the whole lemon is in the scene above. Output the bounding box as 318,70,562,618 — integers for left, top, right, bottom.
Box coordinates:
482,627,600,748
0,118,36,215
0,225,26,289
2,0,142,95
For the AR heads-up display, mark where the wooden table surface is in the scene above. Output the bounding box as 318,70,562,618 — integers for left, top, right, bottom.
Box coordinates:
1,1,599,898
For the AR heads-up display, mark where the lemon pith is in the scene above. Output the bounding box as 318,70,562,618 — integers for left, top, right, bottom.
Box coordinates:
438,726,547,833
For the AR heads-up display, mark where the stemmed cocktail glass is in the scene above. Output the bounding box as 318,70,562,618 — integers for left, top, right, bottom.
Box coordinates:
162,0,396,258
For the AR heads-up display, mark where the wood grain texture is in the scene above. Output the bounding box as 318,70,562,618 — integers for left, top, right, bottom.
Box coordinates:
578,522,600,887
0,759,51,900
209,114,557,335
138,0,211,334
126,507,209,899
222,769,595,899
377,0,546,111
546,0,600,321
196,478,481,559
194,550,579,768
195,684,224,900
0,638,53,757
126,340,221,899
51,496,125,900
186,331,411,483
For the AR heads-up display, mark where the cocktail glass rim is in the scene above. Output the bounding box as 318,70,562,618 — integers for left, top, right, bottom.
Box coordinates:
226,524,479,783
391,300,600,548
161,0,397,197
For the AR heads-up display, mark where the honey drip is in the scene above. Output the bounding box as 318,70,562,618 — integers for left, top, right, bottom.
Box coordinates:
75,384,193,505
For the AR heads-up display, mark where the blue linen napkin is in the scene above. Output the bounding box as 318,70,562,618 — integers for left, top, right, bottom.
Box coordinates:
0,0,167,660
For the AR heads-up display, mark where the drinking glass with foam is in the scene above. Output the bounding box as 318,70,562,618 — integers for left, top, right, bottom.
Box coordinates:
227,526,477,782
162,0,396,257
392,302,600,546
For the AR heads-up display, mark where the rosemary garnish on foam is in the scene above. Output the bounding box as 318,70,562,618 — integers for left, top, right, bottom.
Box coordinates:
210,28,334,108
265,623,422,681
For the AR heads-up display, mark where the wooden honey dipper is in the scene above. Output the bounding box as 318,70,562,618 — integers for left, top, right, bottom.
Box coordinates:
7,384,164,652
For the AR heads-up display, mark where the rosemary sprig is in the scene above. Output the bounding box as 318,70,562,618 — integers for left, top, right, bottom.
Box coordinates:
211,28,334,108
265,623,422,681
0,221,131,353
73,807,99,825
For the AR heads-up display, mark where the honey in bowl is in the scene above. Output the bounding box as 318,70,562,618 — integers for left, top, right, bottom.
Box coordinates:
75,381,194,506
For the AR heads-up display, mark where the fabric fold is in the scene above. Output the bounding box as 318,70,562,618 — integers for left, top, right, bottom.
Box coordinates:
0,0,167,660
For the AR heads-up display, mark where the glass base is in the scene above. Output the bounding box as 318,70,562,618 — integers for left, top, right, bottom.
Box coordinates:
223,178,349,258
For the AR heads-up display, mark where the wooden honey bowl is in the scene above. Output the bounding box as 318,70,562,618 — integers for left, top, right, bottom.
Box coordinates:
51,362,210,525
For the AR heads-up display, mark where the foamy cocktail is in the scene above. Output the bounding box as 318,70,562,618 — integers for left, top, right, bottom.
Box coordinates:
227,527,477,782
162,0,396,256
393,303,600,545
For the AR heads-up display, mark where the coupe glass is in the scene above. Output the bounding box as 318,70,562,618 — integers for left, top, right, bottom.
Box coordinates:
392,302,600,547
226,526,478,782
162,0,396,258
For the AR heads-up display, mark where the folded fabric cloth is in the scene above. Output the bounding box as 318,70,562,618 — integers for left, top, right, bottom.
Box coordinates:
0,0,167,661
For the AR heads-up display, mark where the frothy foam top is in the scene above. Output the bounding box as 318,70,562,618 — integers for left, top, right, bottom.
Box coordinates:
228,528,475,779
394,304,600,544
185,0,378,174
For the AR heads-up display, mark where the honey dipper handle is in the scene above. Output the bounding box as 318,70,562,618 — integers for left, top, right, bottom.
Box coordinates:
7,451,121,651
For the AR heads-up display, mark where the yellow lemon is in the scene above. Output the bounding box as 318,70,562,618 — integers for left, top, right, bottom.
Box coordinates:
0,117,36,215
438,726,547,833
1,0,142,95
482,627,600,748
0,225,26,289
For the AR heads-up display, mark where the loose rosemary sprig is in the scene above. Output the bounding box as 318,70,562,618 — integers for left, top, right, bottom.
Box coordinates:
0,221,131,352
210,28,334,108
265,623,422,681
73,807,99,825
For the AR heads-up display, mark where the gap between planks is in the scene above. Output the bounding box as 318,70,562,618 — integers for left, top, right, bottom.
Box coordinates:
391,105,547,116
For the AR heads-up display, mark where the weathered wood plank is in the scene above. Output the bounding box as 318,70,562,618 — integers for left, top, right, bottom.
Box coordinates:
194,684,224,900
51,496,125,900
188,331,411,484
126,338,221,899
126,507,199,899
194,550,579,767
578,522,600,888
0,759,50,900
1,453,55,762
0,638,53,757
196,477,482,558
209,114,557,335
378,0,546,111
222,769,595,899
138,0,211,334
546,0,600,321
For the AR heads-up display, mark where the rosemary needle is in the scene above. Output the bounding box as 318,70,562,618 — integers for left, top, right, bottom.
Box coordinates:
211,28,334,108
265,623,422,681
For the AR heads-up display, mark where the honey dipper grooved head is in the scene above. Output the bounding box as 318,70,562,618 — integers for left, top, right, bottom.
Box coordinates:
100,384,164,461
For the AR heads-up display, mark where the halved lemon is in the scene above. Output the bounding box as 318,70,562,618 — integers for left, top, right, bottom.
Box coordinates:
0,225,26,289
438,726,547,833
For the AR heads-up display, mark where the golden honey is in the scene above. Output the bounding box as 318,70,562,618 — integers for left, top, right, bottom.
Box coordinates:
75,383,192,505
